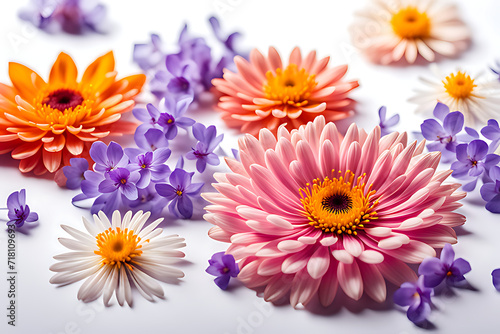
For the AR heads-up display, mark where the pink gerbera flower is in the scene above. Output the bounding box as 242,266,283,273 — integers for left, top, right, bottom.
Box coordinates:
204,116,465,307
212,47,359,136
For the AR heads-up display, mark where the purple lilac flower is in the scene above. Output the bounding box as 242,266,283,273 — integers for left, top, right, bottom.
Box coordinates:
186,123,224,173
133,34,165,72
123,184,168,216
206,252,240,290
98,167,140,200
480,166,500,213
393,276,434,324
5,189,38,227
420,103,465,162
492,269,500,291
89,141,128,173
155,168,204,219
134,128,169,152
418,243,471,288
156,97,196,140
378,106,400,137
451,140,500,191
19,0,107,34
125,148,171,188
63,158,89,190
481,119,500,153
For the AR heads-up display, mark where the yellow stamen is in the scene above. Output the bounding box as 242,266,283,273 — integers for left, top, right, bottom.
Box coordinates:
299,170,378,236
176,190,183,196
94,227,146,269
391,7,431,39
263,64,317,108
443,71,476,99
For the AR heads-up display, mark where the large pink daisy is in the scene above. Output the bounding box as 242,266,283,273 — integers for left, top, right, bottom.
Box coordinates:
212,47,358,136
204,116,465,307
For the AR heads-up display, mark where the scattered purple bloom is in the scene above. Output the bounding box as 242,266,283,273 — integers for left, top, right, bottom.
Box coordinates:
155,168,204,219
6,189,38,227
98,167,140,200
418,243,471,288
89,141,128,173
481,119,500,153
421,103,464,162
206,251,240,290
480,166,500,213
156,97,196,140
186,123,223,173
19,0,107,34
133,34,165,72
451,140,500,191
125,148,171,188
378,106,400,136
393,276,434,325
63,158,89,190
134,128,169,152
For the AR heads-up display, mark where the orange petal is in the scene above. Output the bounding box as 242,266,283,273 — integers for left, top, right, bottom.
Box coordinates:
18,150,42,173
0,83,17,100
65,134,84,155
80,51,115,90
16,128,47,142
12,141,43,159
8,62,47,100
0,141,17,154
43,134,65,152
49,52,78,86
43,149,62,173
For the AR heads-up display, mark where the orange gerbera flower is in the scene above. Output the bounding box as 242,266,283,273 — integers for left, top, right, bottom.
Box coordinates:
0,51,145,175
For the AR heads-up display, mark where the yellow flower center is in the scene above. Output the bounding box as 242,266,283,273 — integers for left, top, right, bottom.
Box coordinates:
176,190,183,196
263,64,317,108
391,7,431,39
94,227,146,270
35,86,95,131
299,171,378,235
443,71,476,99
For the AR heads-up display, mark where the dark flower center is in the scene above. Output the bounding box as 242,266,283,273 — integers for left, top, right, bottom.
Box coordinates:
44,89,84,111
322,193,353,214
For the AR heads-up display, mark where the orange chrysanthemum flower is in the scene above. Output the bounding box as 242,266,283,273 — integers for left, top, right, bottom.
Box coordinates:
0,51,145,175
212,47,359,135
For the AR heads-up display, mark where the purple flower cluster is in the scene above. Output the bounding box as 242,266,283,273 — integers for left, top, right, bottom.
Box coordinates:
394,244,471,325
19,0,107,34
70,97,223,219
133,17,246,103
419,103,500,212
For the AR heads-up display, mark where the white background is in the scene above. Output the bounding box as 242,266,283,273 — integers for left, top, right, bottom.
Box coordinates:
1,0,500,333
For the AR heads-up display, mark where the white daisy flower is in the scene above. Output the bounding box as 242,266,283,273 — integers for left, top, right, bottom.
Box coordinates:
350,0,470,64
409,67,500,125
50,210,186,306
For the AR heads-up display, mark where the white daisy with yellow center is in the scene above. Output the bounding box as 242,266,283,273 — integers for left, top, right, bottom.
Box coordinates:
50,210,186,306
410,67,500,126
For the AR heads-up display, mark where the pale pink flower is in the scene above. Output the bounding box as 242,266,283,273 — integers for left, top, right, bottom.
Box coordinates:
203,116,465,307
350,0,470,65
